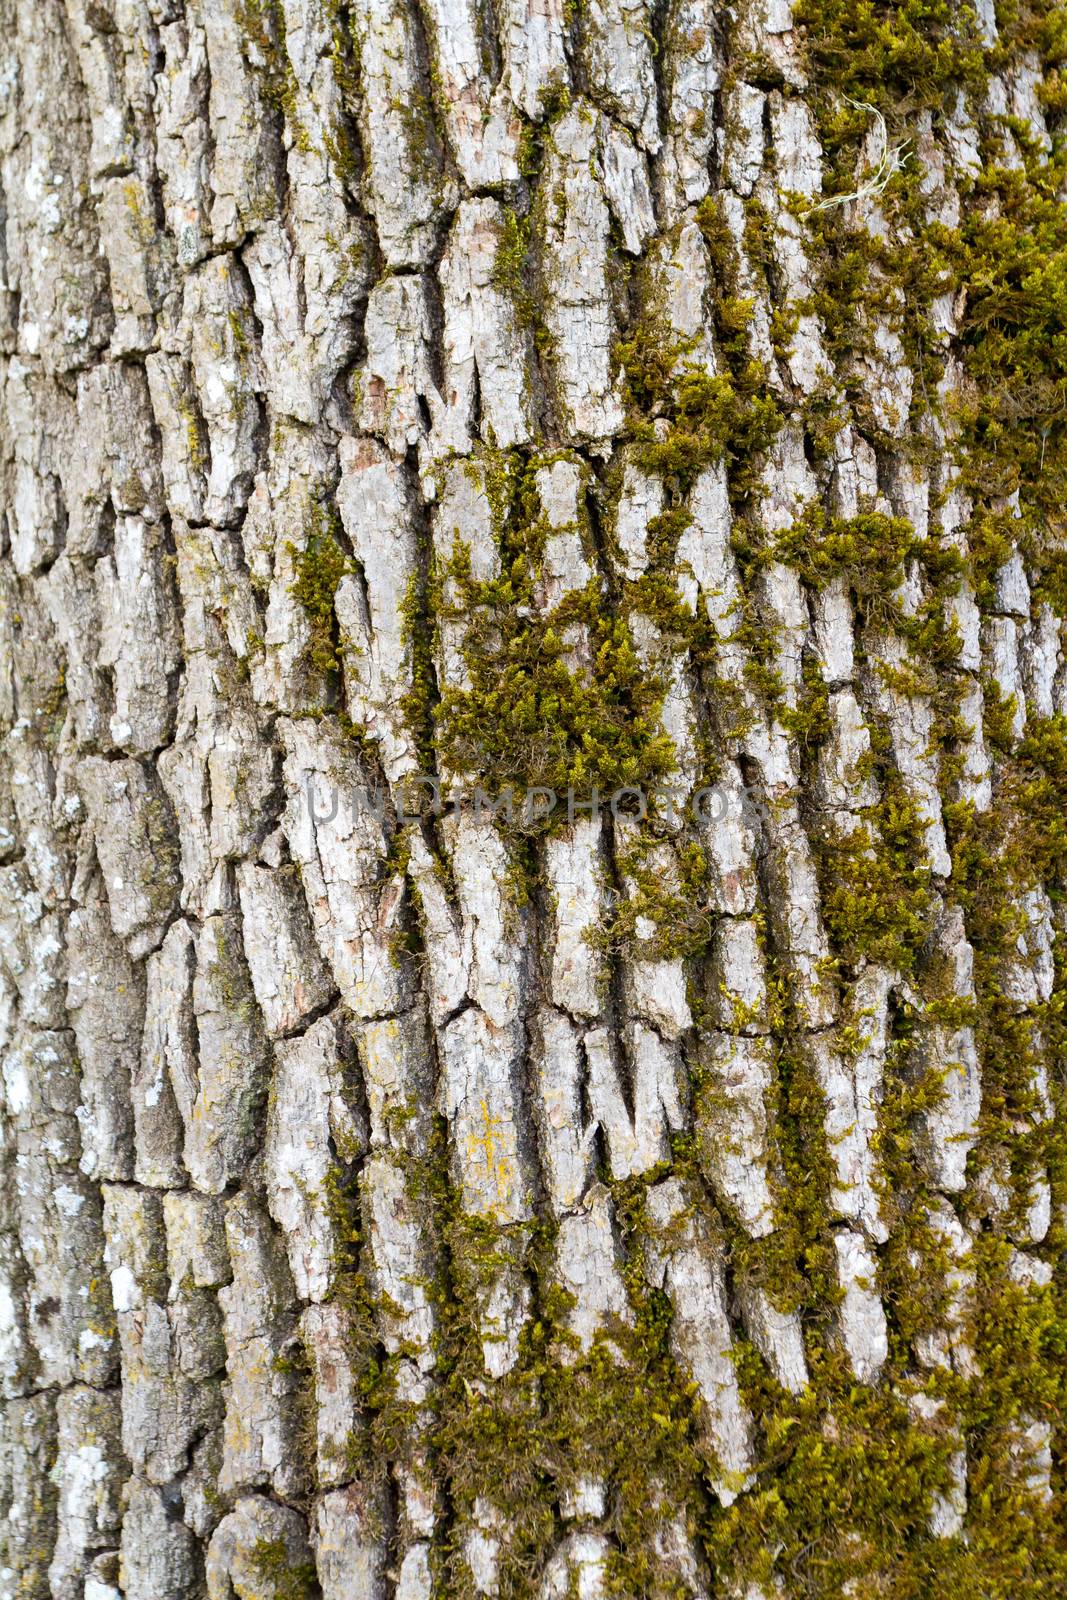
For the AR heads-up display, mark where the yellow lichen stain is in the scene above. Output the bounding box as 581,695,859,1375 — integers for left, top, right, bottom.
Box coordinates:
466,1098,515,1218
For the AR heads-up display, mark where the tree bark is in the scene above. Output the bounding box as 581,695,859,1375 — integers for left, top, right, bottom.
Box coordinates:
0,0,1064,1597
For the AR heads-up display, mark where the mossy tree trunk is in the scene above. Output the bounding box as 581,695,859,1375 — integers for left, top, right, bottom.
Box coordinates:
1,0,1066,1596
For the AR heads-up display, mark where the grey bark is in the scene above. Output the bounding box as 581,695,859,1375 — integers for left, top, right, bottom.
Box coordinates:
0,1,1062,1598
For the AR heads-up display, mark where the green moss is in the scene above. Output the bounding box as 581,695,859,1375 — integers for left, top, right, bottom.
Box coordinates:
233,0,304,141
491,210,536,330
814,781,936,974
515,78,573,178
792,0,985,122
613,203,785,507
401,1128,711,1598
941,712,1067,1227
945,156,1067,532
394,90,443,186
319,1170,406,1486
1014,713,1067,880
433,451,676,808
599,836,714,962
788,0,1067,609
638,369,782,495
288,511,352,681
773,505,920,601
398,568,439,776
247,1538,318,1600
709,1346,962,1597
616,304,781,499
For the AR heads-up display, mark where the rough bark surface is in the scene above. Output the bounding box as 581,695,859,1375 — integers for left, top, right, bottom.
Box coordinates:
0,1,1065,1597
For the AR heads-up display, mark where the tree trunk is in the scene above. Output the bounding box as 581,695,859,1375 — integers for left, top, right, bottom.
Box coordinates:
1,0,1064,1595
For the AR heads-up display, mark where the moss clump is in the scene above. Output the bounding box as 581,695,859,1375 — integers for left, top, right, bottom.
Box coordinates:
398,568,439,775
616,314,781,499
247,1538,318,1600
791,0,985,135
1014,714,1067,881
515,78,573,178
814,783,936,974
708,1345,961,1598
638,369,782,495
433,452,676,807
437,570,674,805
491,209,545,345
407,1133,709,1599
492,208,529,299
288,513,352,680
946,156,1067,516
600,836,715,962
774,505,919,599
613,203,785,504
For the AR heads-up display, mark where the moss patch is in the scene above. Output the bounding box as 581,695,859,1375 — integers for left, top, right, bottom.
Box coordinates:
288,511,352,681
433,451,676,806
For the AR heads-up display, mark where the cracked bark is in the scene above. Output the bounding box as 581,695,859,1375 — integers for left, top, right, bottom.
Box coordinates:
0,1,1065,1597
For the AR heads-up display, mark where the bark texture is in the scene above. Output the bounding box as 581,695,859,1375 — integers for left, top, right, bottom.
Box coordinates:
0,0,1065,1597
